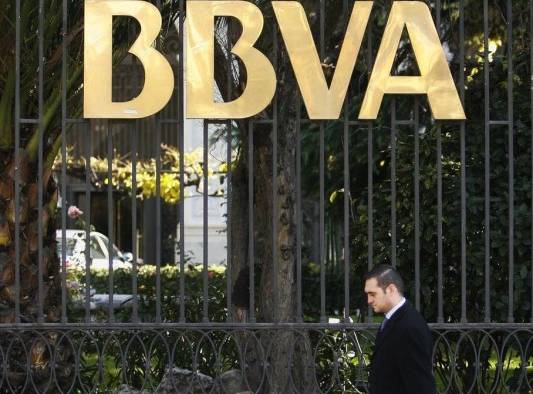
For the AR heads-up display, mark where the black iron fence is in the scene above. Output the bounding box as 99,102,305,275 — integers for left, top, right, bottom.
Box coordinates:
3,0,533,392
0,326,530,392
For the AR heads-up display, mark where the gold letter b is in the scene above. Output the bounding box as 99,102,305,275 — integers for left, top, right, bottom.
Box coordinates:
186,1,276,119
84,0,174,118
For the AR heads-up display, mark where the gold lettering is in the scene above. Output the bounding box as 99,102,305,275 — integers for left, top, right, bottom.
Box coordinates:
84,0,174,118
359,1,465,120
273,1,372,119
186,1,276,118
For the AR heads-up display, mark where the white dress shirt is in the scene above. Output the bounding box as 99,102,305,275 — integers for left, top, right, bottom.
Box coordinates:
385,296,406,320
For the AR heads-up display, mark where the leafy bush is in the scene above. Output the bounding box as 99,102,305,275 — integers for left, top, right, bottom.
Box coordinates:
66,263,362,323
67,264,228,322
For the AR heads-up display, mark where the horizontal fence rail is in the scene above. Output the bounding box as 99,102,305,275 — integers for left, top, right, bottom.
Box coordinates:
0,327,530,393
4,0,533,392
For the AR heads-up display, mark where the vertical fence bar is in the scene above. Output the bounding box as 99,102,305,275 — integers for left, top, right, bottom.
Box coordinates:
59,0,68,324
436,0,441,30
130,18,143,324
320,121,326,322
131,125,139,322
343,103,350,321
155,120,162,323
342,0,350,323
506,0,514,323
435,0,443,321
107,127,115,323
226,19,233,322
296,98,303,323
14,0,21,324
390,99,397,268
272,27,279,323
483,0,491,323
248,121,255,323
414,98,420,311
84,125,92,323
319,0,326,323
458,0,466,325
178,0,186,323
437,125,445,318
367,28,374,322
37,0,45,323
226,119,232,322
530,0,533,324
203,121,209,322
153,0,163,324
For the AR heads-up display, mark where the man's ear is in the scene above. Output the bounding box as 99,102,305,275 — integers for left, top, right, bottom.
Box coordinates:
386,283,397,295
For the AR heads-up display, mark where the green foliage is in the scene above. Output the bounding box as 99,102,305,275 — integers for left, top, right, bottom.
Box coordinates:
54,145,226,204
299,0,533,323
66,263,366,323
0,0,84,161
67,264,228,323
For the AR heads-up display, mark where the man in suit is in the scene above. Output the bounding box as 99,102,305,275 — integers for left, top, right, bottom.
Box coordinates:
364,264,436,394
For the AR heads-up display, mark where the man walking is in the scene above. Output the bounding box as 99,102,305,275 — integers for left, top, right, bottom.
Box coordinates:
364,264,436,394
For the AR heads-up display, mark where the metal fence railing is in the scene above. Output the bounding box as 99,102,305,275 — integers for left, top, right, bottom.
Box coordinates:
4,0,532,392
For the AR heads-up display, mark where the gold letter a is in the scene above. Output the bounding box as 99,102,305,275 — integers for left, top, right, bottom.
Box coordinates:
359,1,465,120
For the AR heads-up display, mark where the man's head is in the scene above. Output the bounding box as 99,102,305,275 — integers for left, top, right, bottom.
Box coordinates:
364,264,405,314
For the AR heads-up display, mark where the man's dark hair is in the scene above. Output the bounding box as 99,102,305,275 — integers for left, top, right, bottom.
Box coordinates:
364,264,405,295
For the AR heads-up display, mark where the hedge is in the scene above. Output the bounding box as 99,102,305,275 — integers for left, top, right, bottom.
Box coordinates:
67,263,362,323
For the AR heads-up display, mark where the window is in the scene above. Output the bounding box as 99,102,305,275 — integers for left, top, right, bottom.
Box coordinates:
89,236,106,259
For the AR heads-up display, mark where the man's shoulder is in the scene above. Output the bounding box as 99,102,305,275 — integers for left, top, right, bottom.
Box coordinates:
395,302,430,331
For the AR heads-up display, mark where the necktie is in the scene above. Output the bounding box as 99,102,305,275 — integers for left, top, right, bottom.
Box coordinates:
380,317,389,331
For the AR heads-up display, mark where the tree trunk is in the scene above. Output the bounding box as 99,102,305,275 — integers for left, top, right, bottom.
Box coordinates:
226,95,311,393
1,152,61,323
0,150,72,392
253,60,317,394
215,2,350,390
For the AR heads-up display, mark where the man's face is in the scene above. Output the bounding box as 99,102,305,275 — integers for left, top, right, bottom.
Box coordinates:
364,277,392,314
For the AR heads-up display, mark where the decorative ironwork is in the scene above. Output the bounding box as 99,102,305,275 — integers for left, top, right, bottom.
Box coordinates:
5,0,533,392
0,327,530,393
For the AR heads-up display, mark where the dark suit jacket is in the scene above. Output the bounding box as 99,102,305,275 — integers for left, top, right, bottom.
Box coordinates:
369,301,436,394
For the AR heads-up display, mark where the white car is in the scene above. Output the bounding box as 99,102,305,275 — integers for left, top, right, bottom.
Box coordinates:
55,229,136,270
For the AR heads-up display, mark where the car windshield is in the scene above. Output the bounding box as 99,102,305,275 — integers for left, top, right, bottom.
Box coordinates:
56,238,77,257
96,234,123,259
89,236,106,259
56,231,125,261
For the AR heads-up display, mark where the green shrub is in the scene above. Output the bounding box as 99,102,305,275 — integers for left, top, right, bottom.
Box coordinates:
67,264,228,322
66,263,360,323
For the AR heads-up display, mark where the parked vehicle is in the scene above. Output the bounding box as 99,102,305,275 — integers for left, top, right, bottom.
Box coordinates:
55,229,140,270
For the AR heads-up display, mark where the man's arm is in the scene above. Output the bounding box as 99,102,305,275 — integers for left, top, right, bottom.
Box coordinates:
396,326,436,394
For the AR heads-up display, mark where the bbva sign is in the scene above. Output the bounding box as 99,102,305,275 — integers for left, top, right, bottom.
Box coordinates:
84,0,466,120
